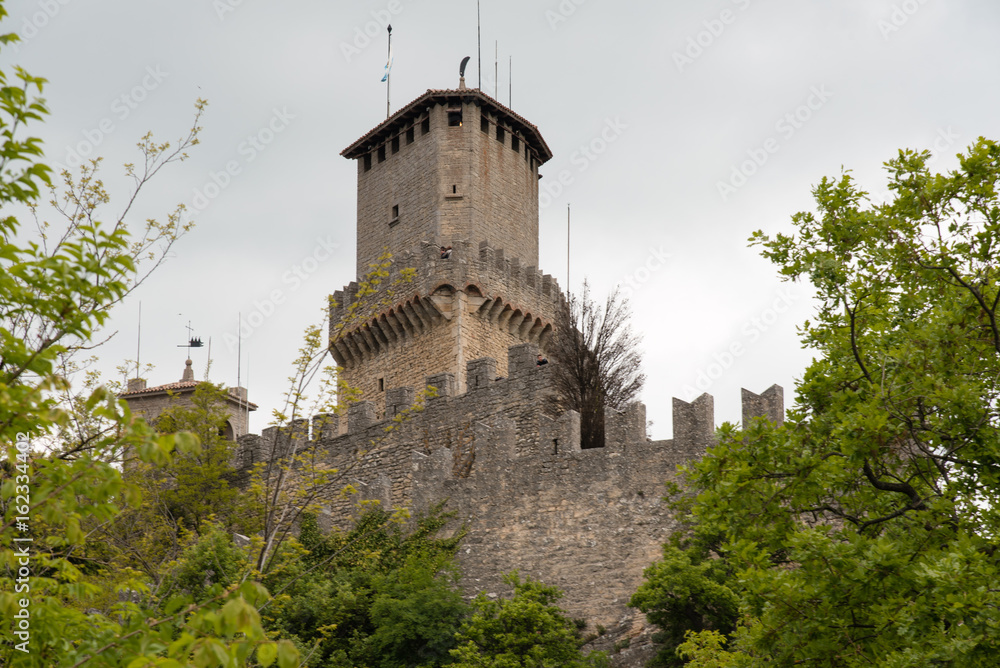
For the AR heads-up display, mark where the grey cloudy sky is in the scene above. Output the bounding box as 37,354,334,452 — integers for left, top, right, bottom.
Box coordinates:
5,0,998,439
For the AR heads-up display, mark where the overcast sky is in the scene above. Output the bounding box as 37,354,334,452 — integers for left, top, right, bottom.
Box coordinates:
5,0,998,439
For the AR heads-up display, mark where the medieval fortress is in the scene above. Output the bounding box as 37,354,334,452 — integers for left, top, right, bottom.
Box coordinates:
124,75,785,663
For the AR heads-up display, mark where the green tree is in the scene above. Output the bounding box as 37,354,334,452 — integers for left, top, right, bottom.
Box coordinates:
264,506,468,668
0,5,299,664
630,540,738,667
660,138,1000,665
450,572,607,668
154,383,244,532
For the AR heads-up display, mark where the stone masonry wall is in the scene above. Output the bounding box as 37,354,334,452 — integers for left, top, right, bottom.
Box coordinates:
355,106,440,277
354,97,540,275
331,240,565,413
235,342,783,664
439,102,539,267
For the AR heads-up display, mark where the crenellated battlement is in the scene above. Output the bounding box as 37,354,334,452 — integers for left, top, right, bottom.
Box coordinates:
233,341,784,645
329,241,567,409
236,342,781,480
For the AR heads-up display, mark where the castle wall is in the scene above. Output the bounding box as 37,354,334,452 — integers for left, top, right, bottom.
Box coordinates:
338,318,458,421
235,344,773,656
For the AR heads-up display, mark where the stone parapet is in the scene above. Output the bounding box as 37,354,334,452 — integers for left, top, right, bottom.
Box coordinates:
234,342,784,654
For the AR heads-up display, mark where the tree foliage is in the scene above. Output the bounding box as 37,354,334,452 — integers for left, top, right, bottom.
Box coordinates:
550,281,645,448
0,6,300,664
153,383,244,533
651,138,1000,665
264,505,467,668
450,572,607,668
630,540,739,667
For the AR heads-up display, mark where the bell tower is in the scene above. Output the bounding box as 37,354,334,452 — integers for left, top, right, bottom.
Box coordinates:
332,78,563,414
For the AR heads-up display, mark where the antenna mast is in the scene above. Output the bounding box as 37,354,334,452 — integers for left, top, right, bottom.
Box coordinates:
236,312,241,391
567,203,571,294
477,0,481,88
509,55,512,106
494,40,498,98
136,301,142,379
245,353,251,433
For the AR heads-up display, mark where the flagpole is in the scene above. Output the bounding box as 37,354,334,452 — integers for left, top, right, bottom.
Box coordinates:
385,25,392,119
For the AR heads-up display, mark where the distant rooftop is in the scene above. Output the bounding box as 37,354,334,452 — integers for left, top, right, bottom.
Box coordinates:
119,359,257,410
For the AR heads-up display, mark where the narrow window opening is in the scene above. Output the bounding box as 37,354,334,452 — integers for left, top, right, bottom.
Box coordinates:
452,185,457,194
447,107,463,127
377,145,386,163
378,377,385,392
421,116,430,134
363,153,372,172
391,204,399,220
406,126,415,144
511,135,520,152
391,136,399,154
480,114,489,134
496,125,505,144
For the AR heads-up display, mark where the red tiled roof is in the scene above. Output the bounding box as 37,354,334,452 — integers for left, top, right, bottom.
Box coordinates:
341,87,553,163
119,380,258,410
119,380,199,396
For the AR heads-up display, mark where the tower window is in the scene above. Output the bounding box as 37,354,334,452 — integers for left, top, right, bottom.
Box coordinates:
377,145,386,163
391,204,399,220
481,114,489,134
406,126,415,144
378,377,384,392
363,153,372,172
421,116,430,134
496,125,505,144
448,107,463,127
512,135,520,152
452,185,457,194
391,136,399,154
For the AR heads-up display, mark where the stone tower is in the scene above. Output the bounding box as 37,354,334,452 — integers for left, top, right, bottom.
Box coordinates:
120,359,257,439
332,79,564,413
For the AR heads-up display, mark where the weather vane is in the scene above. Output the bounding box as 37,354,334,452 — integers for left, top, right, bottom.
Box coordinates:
177,320,203,359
